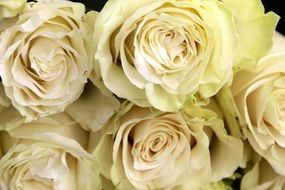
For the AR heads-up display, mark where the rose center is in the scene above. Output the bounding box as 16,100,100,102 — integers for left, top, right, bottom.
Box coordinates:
13,148,75,189
149,134,168,153
161,29,188,64
136,22,190,73
28,37,65,80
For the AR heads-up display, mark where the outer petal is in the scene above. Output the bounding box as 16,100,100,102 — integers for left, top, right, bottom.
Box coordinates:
198,0,238,98
222,0,279,71
216,85,244,138
184,105,243,181
241,158,285,190
94,0,156,107
66,82,120,132
271,32,285,54
209,118,243,180
0,113,102,190
0,83,25,131
145,84,186,112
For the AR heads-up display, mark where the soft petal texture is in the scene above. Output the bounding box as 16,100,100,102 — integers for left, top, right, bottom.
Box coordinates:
216,85,244,139
94,102,243,190
0,112,101,190
227,53,285,176
241,158,285,190
94,0,277,112
222,0,279,72
66,82,121,132
0,0,26,20
271,32,285,54
0,0,96,120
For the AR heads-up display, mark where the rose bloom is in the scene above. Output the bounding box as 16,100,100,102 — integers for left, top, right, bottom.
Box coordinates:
230,53,285,176
94,102,243,189
94,0,278,112
0,0,96,120
0,0,26,20
0,112,101,190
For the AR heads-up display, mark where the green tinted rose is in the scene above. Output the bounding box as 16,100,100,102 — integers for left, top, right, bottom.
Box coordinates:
0,113,101,190
94,0,278,112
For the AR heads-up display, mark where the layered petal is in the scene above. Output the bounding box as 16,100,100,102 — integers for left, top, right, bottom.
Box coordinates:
241,158,285,190
0,0,96,119
223,53,285,176
0,112,101,190
94,0,275,111
94,102,243,189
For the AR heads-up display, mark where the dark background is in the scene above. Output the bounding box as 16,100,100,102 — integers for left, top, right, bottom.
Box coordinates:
262,0,285,35
71,0,285,35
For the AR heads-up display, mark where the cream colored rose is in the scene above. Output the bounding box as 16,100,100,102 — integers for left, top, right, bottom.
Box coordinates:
230,53,285,176
241,158,285,190
0,112,101,190
94,0,278,112
94,102,243,189
65,82,121,132
0,0,26,20
0,0,97,119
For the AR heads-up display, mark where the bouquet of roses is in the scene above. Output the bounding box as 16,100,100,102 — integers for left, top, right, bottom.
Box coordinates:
0,0,284,189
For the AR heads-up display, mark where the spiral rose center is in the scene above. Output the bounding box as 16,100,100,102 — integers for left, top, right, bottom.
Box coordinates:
127,116,191,171
113,4,208,93
150,135,167,152
28,37,65,81
142,132,170,160
133,10,204,75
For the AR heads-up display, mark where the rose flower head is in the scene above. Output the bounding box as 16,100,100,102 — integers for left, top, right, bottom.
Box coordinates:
93,0,278,112
223,52,285,176
0,112,101,190
94,102,243,189
0,0,97,120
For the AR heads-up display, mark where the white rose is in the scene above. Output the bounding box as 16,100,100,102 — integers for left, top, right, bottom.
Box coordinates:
0,0,97,120
227,53,285,176
0,112,101,190
94,102,243,189
94,0,278,112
